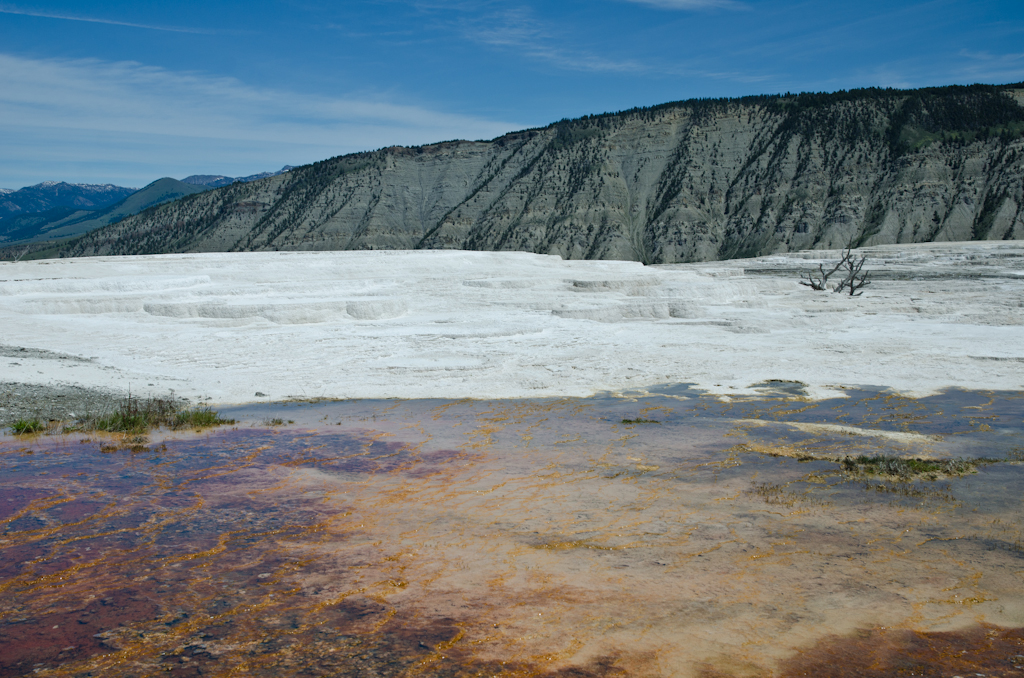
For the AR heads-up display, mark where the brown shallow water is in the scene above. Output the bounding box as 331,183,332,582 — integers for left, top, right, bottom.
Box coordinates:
1,387,1023,677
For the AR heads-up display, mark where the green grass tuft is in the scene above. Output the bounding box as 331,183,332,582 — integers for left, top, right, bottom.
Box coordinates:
77,397,234,434
621,418,661,425
173,406,235,430
11,418,45,434
90,397,178,434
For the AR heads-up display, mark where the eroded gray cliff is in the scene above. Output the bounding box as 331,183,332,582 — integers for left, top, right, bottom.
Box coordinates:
61,84,1024,262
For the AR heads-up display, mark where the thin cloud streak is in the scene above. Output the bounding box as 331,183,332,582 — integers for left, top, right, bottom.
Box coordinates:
619,0,747,10
465,8,647,73
0,5,216,34
0,54,520,142
952,49,1024,85
389,2,770,80
0,53,522,186
459,6,765,79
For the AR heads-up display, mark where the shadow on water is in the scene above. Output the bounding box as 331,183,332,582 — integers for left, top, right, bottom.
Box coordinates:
1,387,1022,676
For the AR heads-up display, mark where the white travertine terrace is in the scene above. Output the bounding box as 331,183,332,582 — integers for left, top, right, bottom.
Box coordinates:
1,241,1022,404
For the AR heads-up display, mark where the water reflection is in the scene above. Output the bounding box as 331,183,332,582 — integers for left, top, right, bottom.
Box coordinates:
1,388,1022,676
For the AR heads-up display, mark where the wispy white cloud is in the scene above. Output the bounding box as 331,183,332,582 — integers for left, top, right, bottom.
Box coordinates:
954,49,1024,83
454,4,765,77
464,8,647,73
0,53,521,187
846,50,1024,94
461,6,774,82
0,4,215,34
619,0,747,11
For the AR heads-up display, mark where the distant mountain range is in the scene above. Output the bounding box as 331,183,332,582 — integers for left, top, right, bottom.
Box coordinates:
0,182,136,220
0,167,292,251
182,167,294,188
0,178,209,248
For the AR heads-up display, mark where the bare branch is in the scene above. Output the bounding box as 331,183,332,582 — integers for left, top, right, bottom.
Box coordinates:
822,256,846,279
831,248,870,295
799,250,851,291
801,247,871,296
848,268,871,296
799,272,826,290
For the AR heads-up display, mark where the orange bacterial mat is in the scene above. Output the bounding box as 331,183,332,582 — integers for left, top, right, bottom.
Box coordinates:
1,387,1023,677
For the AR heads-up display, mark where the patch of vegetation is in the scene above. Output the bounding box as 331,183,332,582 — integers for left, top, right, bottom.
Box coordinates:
173,406,235,430
840,455,981,480
900,120,1024,152
550,120,603,150
261,418,294,426
887,88,1024,155
972,190,1008,240
10,418,45,434
78,396,234,434
621,418,661,425
855,204,886,248
0,238,76,261
88,397,177,433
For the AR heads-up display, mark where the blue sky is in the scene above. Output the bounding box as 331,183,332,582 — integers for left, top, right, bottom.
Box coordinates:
1,0,1023,189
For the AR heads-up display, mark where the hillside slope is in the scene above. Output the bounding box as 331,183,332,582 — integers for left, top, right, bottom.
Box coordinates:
44,178,210,241
0,207,91,245
61,84,1024,263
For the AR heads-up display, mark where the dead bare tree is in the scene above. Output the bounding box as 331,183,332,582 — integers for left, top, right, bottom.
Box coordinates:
833,248,870,296
799,257,845,290
800,248,870,296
